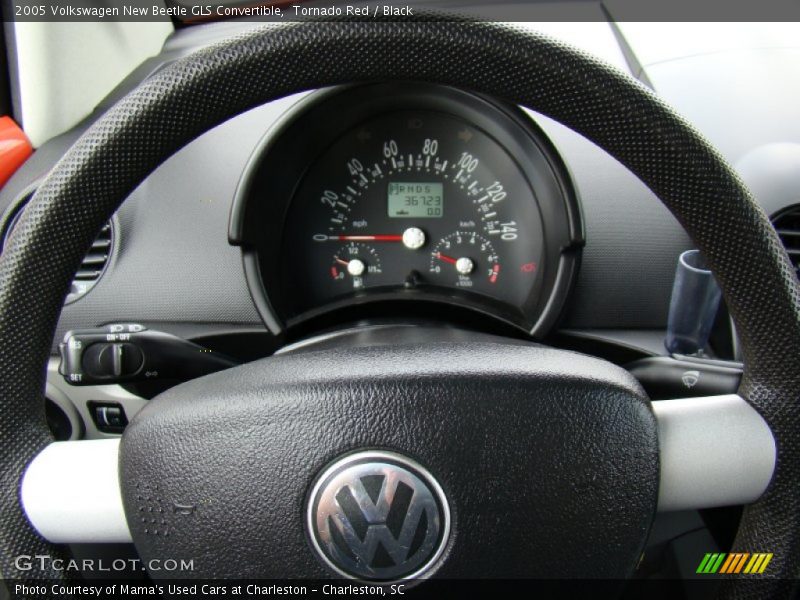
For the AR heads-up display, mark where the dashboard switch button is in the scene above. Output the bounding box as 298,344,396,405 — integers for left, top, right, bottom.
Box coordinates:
88,402,128,434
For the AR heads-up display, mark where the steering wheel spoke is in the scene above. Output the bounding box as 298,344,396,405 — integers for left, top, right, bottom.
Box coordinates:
652,395,775,512
20,393,777,548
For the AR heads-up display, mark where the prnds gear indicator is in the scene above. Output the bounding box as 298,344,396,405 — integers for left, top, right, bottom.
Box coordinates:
388,182,444,218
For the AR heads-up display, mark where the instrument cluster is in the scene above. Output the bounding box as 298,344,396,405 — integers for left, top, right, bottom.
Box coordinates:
230,84,583,336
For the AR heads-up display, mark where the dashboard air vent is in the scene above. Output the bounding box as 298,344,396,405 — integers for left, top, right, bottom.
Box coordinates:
1,194,114,304
772,205,800,277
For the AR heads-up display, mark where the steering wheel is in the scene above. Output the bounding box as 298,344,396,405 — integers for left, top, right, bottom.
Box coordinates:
1,21,798,597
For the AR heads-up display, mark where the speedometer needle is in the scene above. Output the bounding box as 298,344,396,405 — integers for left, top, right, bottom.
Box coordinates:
315,228,426,250
335,235,403,242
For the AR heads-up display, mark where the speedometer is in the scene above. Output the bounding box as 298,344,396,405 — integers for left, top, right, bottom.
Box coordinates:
231,84,583,335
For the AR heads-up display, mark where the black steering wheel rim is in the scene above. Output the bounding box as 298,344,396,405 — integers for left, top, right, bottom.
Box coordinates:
1,21,798,596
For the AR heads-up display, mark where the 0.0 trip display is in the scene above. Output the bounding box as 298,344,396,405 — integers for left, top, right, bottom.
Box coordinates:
280,110,545,316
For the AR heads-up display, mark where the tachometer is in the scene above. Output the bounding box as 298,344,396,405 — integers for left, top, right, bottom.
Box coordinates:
430,231,501,290
231,84,583,334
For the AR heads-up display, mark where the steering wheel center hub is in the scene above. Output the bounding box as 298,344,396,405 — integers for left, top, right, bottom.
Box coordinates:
118,342,658,579
307,450,450,581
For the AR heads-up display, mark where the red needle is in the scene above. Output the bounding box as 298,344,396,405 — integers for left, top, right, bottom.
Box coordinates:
334,256,349,266
336,235,403,242
435,252,458,265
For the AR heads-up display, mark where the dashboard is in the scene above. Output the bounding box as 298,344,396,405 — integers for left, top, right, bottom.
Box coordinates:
1,21,798,443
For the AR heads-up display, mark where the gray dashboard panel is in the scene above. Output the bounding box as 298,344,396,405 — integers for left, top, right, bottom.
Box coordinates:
534,114,693,328
45,96,309,347
641,47,800,167
0,90,699,345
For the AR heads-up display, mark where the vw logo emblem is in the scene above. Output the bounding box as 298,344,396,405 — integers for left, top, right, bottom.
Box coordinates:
307,451,450,581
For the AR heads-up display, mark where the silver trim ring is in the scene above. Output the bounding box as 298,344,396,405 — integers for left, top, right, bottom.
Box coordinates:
306,450,451,581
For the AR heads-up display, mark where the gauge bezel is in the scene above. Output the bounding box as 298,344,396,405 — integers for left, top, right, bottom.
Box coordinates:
230,83,583,337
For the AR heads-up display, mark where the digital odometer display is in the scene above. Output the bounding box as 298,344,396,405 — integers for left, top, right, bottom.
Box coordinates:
388,182,443,218
279,108,547,319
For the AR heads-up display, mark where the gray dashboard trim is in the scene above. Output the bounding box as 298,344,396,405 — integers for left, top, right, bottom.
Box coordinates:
654,395,776,512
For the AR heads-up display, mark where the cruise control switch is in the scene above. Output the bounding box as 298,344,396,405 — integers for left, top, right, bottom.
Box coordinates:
58,323,238,385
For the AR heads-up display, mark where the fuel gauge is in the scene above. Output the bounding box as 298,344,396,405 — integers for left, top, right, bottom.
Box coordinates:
331,243,382,290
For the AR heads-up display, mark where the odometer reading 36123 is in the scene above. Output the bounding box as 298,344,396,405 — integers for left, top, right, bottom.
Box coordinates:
280,109,546,316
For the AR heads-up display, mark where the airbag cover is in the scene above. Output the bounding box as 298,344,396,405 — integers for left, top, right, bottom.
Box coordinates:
119,342,658,579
